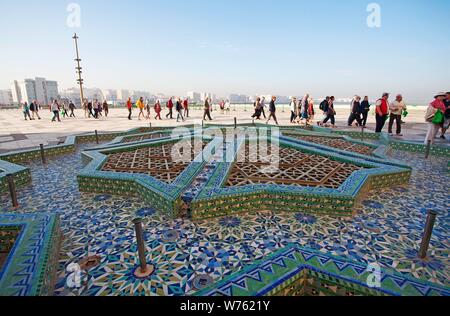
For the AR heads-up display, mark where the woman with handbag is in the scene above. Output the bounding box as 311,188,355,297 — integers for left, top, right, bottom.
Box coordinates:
424,92,446,145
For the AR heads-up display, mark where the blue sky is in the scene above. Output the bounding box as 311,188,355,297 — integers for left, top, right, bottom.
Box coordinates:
0,0,449,103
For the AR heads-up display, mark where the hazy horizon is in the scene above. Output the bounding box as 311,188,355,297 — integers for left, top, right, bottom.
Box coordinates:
1,0,449,104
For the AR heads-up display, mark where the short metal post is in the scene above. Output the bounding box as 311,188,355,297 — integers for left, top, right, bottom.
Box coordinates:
425,140,431,159
39,144,46,164
6,174,19,208
133,218,148,273
95,130,99,144
149,123,152,129
234,117,237,129
361,125,364,142
419,210,437,259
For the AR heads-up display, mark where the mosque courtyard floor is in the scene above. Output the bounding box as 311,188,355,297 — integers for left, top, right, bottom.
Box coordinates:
0,126,448,296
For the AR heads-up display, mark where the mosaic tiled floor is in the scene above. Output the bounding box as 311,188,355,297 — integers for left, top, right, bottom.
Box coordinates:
227,142,363,188
282,132,375,156
0,142,448,296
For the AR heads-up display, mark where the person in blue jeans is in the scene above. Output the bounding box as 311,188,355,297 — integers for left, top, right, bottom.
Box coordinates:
22,102,32,120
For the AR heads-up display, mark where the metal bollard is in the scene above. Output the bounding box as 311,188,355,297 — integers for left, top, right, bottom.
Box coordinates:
39,144,46,164
419,210,437,259
234,117,237,129
424,140,431,159
361,126,365,142
6,174,19,208
149,123,152,129
132,217,155,279
95,130,99,144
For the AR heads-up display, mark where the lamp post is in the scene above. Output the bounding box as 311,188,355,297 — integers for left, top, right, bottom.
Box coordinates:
73,33,85,107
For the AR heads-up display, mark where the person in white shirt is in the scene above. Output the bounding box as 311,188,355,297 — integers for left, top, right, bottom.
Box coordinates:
388,94,407,136
50,100,61,122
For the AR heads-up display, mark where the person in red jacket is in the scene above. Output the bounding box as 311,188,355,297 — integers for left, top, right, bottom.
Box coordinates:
126,97,133,120
183,98,189,118
375,93,390,133
154,100,162,120
166,97,174,119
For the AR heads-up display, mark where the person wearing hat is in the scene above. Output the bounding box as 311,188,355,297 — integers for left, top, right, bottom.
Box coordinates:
388,94,407,136
375,93,390,133
440,92,450,140
424,92,446,145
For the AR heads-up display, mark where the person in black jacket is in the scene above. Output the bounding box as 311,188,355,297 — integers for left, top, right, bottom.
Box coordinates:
360,96,371,127
348,96,362,127
317,97,330,126
266,96,279,125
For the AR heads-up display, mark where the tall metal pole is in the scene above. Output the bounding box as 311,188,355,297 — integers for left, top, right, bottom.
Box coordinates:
73,33,85,107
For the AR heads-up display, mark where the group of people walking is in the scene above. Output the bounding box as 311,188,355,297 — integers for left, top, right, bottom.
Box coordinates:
127,97,190,122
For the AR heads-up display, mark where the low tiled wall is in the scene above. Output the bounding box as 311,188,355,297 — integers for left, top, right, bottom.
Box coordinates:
0,213,61,296
196,244,450,296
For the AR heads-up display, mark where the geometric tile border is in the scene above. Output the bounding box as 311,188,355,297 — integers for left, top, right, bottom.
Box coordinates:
195,244,450,296
0,213,61,296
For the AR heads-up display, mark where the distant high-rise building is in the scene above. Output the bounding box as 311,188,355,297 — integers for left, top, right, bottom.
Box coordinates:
45,80,59,103
0,89,13,105
229,94,249,103
117,89,130,101
10,77,59,105
187,91,201,102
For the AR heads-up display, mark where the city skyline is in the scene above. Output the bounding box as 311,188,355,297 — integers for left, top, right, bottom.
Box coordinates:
0,0,449,104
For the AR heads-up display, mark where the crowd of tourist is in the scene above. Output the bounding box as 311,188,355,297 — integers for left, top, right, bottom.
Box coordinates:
18,91,450,144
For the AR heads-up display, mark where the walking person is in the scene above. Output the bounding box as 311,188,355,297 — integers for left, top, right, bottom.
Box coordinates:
97,99,103,118
388,94,407,136
308,97,315,124
69,100,76,117
260,97,267,119
322,96,336,128
299,94,310,125
126,97,133,120
30,100,41,120
166,97,174,119
61,102,69,118
360,96,371,127
439,92,450,140
203,97,213,121
290,97,297,123
424,92,447,145
251,97,262,120
317,97,330,126
137,97,145,120
348,96,362,127
51,100,61,122
266,96,279,125
145,99,151,120
154,100,162,120
375,93,390,133
176,98,185,122
102,100,109,117
183,98,189,118
22,102,32,120
87,100,95,118
83,99,88,118
92,99,99,119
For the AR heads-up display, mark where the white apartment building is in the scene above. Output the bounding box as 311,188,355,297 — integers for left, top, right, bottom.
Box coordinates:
11,81,22,104
11,77,59,105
